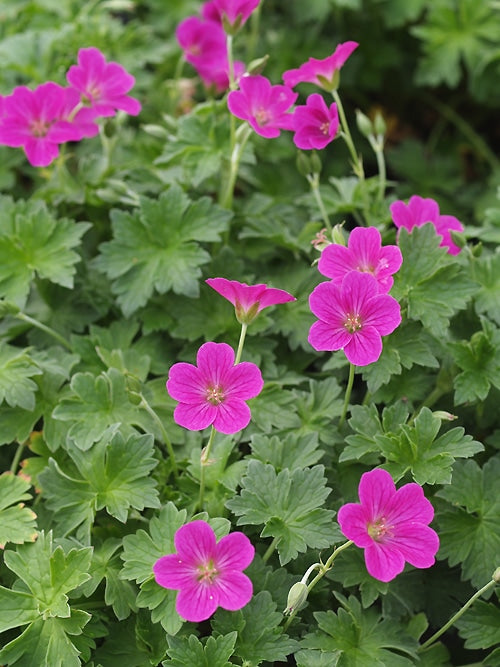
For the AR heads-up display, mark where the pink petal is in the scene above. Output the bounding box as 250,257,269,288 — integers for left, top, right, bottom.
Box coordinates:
339,271,379,315
24,138,59,167
387,483,435,526
309,281,345,324
308,319,351,352
361,293,401,336
216,532,255,570
176,580,219,622
257,287,295,309
174,521,216,563
225,362,264,400
337,503,372,548
211,570,253,611
167,362,204,403
153,553,196,589
318,245,356,280
197,342,234,386
212,397,251,434
358,469,395,519
364,542,405,582
343,326,382,365
390,524,440,569
174,401,217,431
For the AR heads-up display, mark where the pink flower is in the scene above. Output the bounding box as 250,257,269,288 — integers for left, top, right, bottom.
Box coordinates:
201,0,223,22
206,277,295,324
153,520,254,622
66,47,141,118
337,468,440,582
166,342,263,434
176,16,227,71
292,94,339,150
283,41,359,91
389,195,464,255
198,59,246,94
308,271,401,366
227,75,297,138
0,82,87,167
318,227,402,293
213,0,261,29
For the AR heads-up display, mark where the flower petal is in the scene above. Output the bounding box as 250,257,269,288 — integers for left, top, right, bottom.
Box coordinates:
174,521,217,563
343,326,382,366
212,397,251,434
216,531,255,570
211,570,253,611
153,553,196,589
167,362,204,402
308,319,351,352
176,580,219,622
357,469,395,519
390,523,440,569
174,401,217,431
364,542,405,582
197,341,234,386
337,503,372,548
225,362,264,400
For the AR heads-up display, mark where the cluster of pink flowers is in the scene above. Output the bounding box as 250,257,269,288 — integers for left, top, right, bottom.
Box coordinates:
308,226,402,366
390,195,464,255
0,47,141,167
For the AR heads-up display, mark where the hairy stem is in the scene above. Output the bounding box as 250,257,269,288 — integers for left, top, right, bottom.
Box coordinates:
139,396,178,478
15,312,73,351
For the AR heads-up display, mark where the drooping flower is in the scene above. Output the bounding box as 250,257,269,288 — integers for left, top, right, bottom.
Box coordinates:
308,271,401,366
0,82,89,167
389,195,464,255
292,93,339,150
153,520,255,622
227,75,297,138
213,0,261,30
166,341,263,434
283,41,359,91
206,277,295,324
337,468,440,582
66,46,141,117
318,227,402,293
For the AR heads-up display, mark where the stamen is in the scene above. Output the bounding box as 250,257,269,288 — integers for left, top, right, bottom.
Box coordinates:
344,313,362,333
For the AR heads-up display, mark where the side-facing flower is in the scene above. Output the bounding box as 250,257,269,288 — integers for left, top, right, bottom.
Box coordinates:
337,468,440,582
389,195,464,255
153,520,255,622
213,0,261,31
318,226,402,293
176,15,227,71
66,46,141,117
166,341,263,434
206,277,295,324
292,93,339,150
283,41,359,91
308,271,401,366
227,75,297,138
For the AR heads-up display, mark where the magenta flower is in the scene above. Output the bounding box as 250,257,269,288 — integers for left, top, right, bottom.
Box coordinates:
337,468,440,582
176,16,227,71
308,271,401,366
206,277,295,324
0,82,87,167
213,0,261,29
227,75,297,138
66,47,141,118
389,195,464,255
166,342,263,434
292,94,339,150
153,520,254,622
283,41,359,91
318,227,402,293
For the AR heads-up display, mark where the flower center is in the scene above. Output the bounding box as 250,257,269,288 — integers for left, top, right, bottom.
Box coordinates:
356,263,375,274
206,385,225,405
319,121,330,135
255,107,270,126
197,560,219,584
30,119,51,138
367,516,394,543
344,312,362,333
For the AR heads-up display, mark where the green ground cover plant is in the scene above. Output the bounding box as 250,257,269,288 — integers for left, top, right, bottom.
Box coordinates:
0,0,499,665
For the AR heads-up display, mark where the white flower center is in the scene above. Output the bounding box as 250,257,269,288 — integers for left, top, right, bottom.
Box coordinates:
206,385,225,405
344,313,362,333
367,516,394,542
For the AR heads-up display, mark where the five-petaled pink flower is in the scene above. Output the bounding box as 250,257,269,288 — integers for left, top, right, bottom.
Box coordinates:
337,468,440,582
213,0,261,30
292,93,339,150
228,75,297,138
390,195,464,256
318,227,402,293
0,82,89,167
66,46,141,117
153,520,255,622
166,341,263,434
283,41,359,91
206,277,295,324
308,271,401,366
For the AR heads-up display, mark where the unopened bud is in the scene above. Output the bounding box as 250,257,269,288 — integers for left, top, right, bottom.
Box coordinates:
247,55,269,76
332,223,347,246
471,241,482,257
493,567,500,583
450,230,466,250
310,151,322,175
355,110,373,139
433,411,457,422
296,151,312,177
284,582,308,615
373,111,387,137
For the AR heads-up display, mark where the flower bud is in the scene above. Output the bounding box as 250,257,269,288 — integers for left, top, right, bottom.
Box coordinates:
432,411,457,422
492,567,500,583
247,55,269,76
355,109,373,139
373,110,387,137
310,151,322,175
332,223,347,246
296,151,312,177
450,229,466,250
283,582,308,615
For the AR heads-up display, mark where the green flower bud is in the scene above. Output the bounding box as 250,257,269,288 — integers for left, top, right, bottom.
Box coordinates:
355,109,373,139
332,223,347,246
284,582,308,615
310,151,322,175
492,567,500,583
373,110,387,137
296,151,312,177
433,411,457,421
450,229,466,250
247,54,269,76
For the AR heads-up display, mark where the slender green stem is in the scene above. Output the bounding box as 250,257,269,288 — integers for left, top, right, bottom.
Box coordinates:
419,577,498,652
306,172,332,231
139,396,178,478
198,426,217,511
262,535,281,563
332,90,364,180
219,123,252,209
246,0,263,61
15,312,73,351
283,540,354,630
10,441,25,474
368,136,387,203
235,322,248,364
339,363,356,428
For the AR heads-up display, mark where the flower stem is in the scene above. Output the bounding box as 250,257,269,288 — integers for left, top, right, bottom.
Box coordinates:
139,396,178,479
219,123,252,209
332,90,364,181
419,576,498,652
198,426,217,511
306,172,332,231
10,441,25,474
262,535,281,563
283,540,354,630
15,312,73,351
367,135,387,203
339,363,356,428
235,322,248,364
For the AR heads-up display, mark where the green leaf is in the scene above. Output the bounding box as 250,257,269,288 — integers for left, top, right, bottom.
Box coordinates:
0,196,90,308
302,594,419,666
474,252,500,325
456,599,500,649
0,343,42,410
436,457,500,587
94,186,231,316
0,586,39,632
226,461,337,565
51,367,152,450
327,549,389,608
39,432,160,540
0,471,38,548
292,377,344,445
212,591,299,664
250,432,324,471
164,632,237,667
